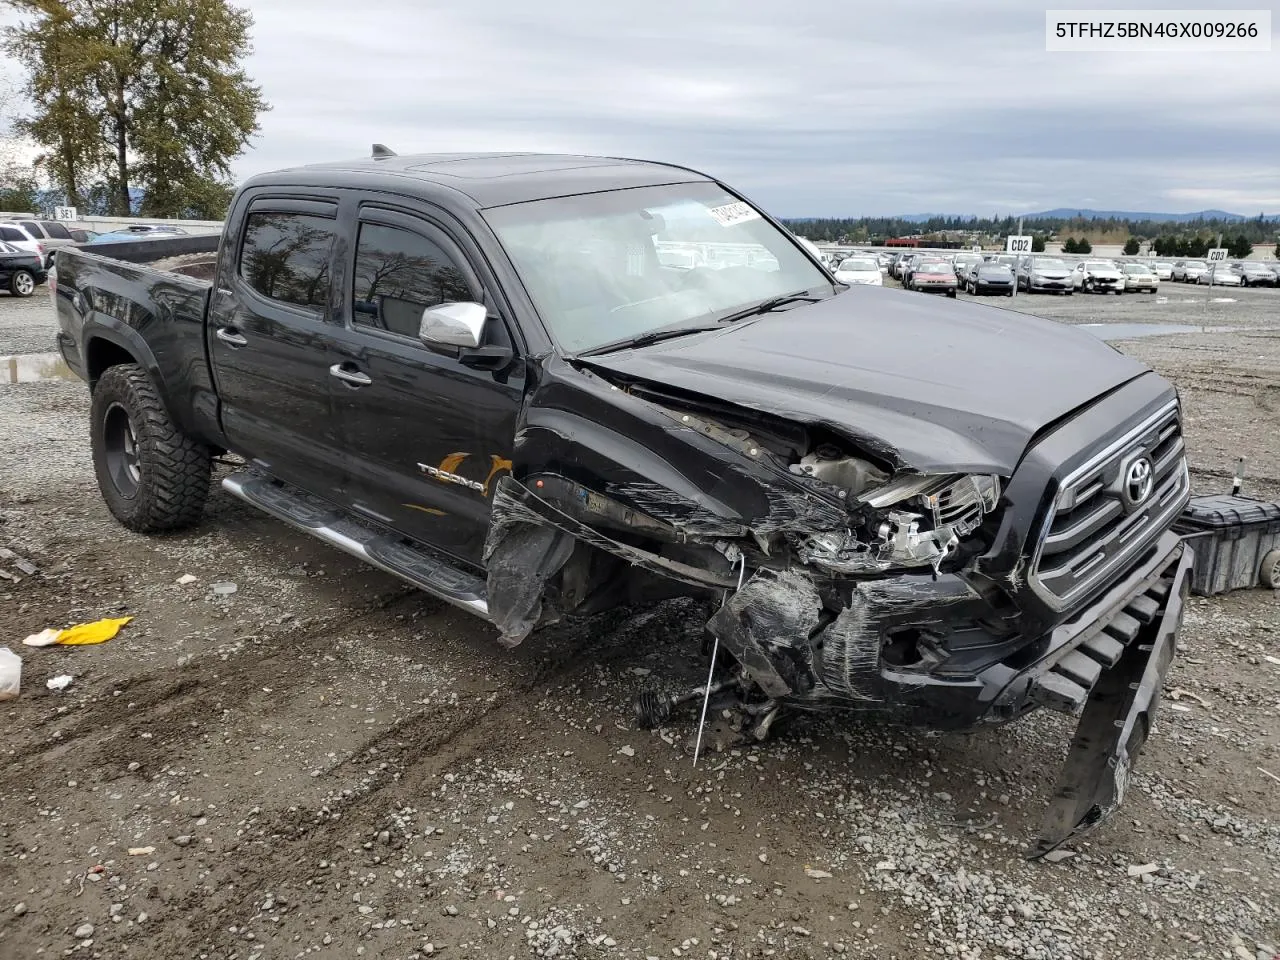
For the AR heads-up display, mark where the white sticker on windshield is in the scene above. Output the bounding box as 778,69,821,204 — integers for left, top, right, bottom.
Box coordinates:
706,201,761,227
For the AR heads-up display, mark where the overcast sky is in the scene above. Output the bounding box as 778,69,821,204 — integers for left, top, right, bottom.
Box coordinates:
4,0,1280,216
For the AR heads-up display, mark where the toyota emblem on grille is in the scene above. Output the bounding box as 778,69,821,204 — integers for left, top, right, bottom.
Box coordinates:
1124,456,1154,506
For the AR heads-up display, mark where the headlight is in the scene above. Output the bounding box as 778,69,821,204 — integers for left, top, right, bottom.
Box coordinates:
792,474,1002,575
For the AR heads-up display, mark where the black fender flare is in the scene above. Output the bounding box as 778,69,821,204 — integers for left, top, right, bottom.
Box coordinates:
81,317,173,414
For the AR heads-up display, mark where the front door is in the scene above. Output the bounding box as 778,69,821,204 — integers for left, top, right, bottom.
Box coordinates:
208,197,347,501
327,206,524,566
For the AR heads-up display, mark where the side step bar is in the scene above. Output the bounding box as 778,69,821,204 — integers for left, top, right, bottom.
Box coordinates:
221,471,490,620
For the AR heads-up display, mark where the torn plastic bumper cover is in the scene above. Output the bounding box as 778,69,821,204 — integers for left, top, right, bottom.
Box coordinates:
1031,540,1193,857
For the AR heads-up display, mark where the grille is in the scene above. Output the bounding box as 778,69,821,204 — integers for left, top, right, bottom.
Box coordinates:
1030,403,1188,609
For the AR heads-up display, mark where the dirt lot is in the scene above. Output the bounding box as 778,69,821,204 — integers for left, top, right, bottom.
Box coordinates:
2,281,1279,960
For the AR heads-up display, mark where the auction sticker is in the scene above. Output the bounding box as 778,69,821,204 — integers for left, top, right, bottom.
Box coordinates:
707,201,761,227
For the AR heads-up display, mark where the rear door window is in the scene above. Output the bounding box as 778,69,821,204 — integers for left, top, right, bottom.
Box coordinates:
238,211,336,312
41,221,72,240
0,226,28,243
18,221,44,238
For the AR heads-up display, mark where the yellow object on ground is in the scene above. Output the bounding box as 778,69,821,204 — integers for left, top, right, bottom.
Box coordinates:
55,617,133,646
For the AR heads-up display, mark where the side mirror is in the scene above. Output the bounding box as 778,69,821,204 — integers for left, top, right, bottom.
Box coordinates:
419,301,487,349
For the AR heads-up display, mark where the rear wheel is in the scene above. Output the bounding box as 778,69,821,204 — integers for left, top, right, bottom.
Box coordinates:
8,269,35,297
90,363,212,532
1261,550,1280,589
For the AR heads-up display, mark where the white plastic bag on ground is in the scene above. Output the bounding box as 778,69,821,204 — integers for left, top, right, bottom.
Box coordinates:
0,647,21,701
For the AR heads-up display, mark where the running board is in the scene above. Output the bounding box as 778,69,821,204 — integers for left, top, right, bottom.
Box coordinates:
221,471,490,619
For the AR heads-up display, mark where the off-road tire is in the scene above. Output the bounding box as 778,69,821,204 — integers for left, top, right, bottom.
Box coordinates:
9,269,35,297
90,363,211,532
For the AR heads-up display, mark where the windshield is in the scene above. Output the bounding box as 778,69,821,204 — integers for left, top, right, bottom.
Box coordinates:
1084,261,1114,270
980,263,1012,274
1122,264,1148,273
1033,258,1067,270
1186,261,1207,268
484,183,830,353
837,258,878,271
916,260,951,272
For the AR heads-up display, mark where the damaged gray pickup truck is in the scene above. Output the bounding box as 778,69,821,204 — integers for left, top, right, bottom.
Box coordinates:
52,150,1193,855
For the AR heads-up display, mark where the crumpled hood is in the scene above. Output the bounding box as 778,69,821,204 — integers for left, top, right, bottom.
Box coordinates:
583,286,1151,474
1086,268,1123,279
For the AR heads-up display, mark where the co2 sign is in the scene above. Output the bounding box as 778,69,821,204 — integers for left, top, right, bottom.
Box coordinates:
1006,235,1033,254
1207,248,1228,262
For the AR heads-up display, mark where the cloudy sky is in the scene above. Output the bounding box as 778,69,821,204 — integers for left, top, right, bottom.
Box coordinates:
4,0,1280,216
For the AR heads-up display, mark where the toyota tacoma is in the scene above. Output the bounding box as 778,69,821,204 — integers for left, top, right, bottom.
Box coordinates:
50,149,1193,854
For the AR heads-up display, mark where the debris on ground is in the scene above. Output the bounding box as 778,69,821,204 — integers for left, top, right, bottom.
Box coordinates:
46,674,72,691
176,573,198,585
210,581,238,597
23,617,133,647
0,647,21,701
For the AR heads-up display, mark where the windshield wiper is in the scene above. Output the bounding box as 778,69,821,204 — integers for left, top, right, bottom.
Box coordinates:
716,290,822,325
575,324,723,358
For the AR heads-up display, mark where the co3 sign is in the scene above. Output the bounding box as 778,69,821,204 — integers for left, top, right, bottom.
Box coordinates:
1207,248,1228,262
1006,235,1033,254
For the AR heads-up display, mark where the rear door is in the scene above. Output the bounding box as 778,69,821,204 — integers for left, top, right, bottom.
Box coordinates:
207,196,347,501
327,202,525,565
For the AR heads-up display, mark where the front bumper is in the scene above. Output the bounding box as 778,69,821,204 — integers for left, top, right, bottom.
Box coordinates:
1030,277,1071,290
1032,538,1192,855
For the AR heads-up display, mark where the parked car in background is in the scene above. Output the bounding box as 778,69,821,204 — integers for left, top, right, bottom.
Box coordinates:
877,251,894,271
1122,263,1160,293
890,252,916,280
1197,264,1242,286
1233,261,1277,286
906,258,958,297
86,225,191,244
0,222,46,264
951,252,982,279
3,218,77,266
900,254,931,286
963,260,1014,295
68,228,102,243
833,256,883,285
1017,257,1074,294
1171,260,1208,283
1148,261,1174,280
0,240,48,297
1073,259,1125,294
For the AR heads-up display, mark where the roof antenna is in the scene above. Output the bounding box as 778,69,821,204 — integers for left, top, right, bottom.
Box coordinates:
371,143,397,160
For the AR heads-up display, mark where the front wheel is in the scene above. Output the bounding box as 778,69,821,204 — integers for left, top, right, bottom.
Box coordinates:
8,269,35,297
947,288,957,298
90,363,212,532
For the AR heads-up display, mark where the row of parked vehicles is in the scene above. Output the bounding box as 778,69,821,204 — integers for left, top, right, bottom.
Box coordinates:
825,248,1279,299
0,216,195,297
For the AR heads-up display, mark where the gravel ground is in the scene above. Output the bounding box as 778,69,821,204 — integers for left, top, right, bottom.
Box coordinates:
1,281,1278,960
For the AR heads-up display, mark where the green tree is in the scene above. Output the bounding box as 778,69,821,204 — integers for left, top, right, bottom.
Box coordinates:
1061,237,1078,254
1227,234,1253,259
1077,238,1092,254
1274,242,1280,259
1031,235,1046,252
4,0,268,217
1123,238,1140,256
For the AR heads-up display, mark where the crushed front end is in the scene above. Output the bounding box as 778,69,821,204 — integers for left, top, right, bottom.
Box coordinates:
484,355,1192,854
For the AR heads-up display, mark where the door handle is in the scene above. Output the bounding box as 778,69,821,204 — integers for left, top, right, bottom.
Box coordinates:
329,363,372,387
216,327,248,347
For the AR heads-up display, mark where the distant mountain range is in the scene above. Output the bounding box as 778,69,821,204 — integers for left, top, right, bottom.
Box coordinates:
893,209,1276,223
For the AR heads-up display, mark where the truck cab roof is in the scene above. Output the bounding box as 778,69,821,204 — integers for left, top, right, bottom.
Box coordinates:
249,152,710,209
